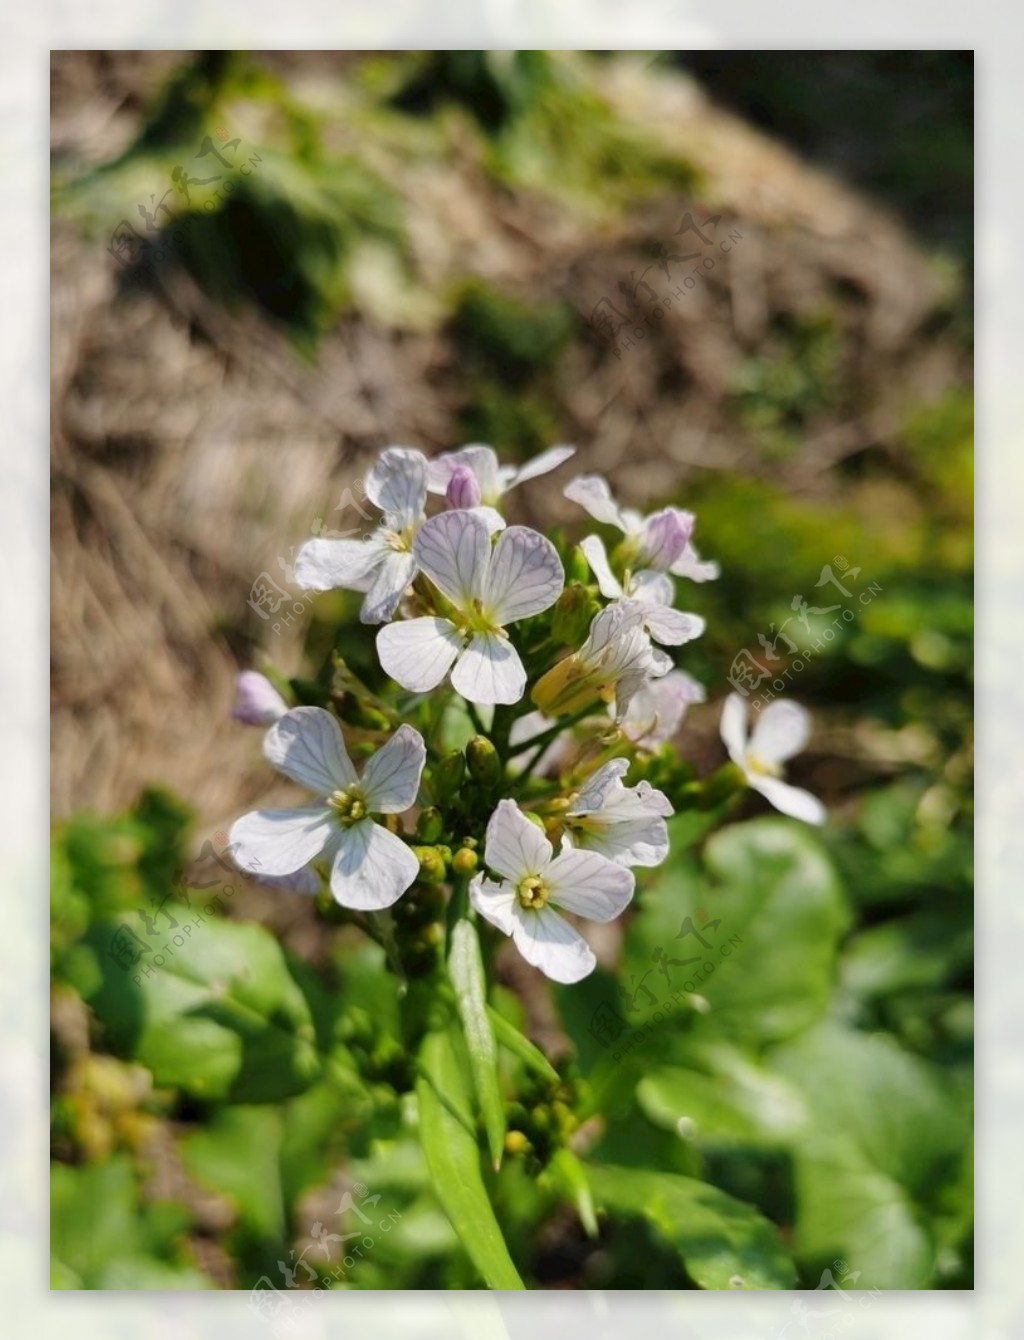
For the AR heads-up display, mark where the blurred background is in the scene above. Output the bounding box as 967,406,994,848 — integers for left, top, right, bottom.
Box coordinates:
51,50,973,1291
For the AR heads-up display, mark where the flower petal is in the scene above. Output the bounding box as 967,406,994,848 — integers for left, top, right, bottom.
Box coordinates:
544,848,635,919
627,569,674,606
509,444,576,488
330,818,419,909
359,724,426,813
579,534,623,600
365,447,428,526
264,706,356,793
749,699,812,765
469,873,519,935
294,537,381,592
484,798,552,882
570,759,630,815
563,475,628,531
413,509,490,609
621,670,705,746
229,806,334,876
642,605,706,647
484,526,565,625
570,815,670,867
671,542,720,582
750,776,826,825
720,692,749,765
376,617,464,692
360,549,417,625
232,671,287,726
469,505,507,535
427,445,501,500
451,633,527,706
640,508,693,570
509,905,596,984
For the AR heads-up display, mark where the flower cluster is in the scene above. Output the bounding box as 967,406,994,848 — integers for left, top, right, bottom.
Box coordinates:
230,443,824,984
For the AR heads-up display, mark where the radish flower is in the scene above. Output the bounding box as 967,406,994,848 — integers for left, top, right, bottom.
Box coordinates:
579,535,705,647
620,670,705,748
376,510,564,706
564,475,698,576
230,707,427,909
428,443,575,507
470,799,634,984
564,758,673,867
720,693,826,825
533,600,667,720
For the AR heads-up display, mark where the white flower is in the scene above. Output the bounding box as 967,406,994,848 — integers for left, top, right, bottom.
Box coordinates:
294,447,430,625
564,475,702,577
672,542,719,583
428,443,576,507
232,671,288,726
533,600,667,721
579,535,705,647
376,510,564,706
564,758,673,867
720,693,826,825
620,670,705,748
470,799,634,984
229,707,426,909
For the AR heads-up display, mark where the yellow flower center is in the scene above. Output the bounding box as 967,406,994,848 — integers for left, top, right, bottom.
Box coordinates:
745,752,781,779
327,787,368,824
516,875,550,910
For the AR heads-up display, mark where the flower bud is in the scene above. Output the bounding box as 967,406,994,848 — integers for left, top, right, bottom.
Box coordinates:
551,581,600,647
446,465,482,510
412,846,448,884
232,671,287,726
433,749,466,799
504,1130,530,1156
566,545,592,586
416,807,444,842
452,847,479,875
466,735,502,787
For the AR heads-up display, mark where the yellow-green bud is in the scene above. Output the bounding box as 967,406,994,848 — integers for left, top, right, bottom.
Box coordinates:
433,749,466,798
551,580,600,647
566,545,592,586
466,735,502,787
452,847,479,876
416,807,444,842
504,1130,530,1156
412,846,447,884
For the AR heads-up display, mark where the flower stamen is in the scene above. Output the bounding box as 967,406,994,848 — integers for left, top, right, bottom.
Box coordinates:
516,875,550,910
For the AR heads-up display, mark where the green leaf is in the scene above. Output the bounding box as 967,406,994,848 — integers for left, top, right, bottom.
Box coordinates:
545,1149,598,1239
51,1156,139,1288
69,904,322,1102
589,1164,796,1289
415,1027,525,1289
624,818,849,1047
448,919,506,1169
179,1106,286,1243
638,1044,807,1148
96,1257,214,1289
486,1005,560,1084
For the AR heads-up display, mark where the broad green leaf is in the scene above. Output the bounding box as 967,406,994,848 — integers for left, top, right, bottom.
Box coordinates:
449,919,506,1170
68,904,321,1102
179,1106,286,1243
840,910,973,1001
51,1156,139,1288
768,1021,967,1205
624,818,849,1046
589,1164,796,1289
415,1027,524,1289
96,1257,214,1289
638,1044,807,1147
487,1005,560,1084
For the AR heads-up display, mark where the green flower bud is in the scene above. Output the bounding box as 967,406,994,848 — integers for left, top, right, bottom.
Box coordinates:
433,749,466,798
452,847,479,876
466,735,502,787
504,1130,530,1156
551,580,600,647
566,545,592,586
412,845,447,884
416,807,444,842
